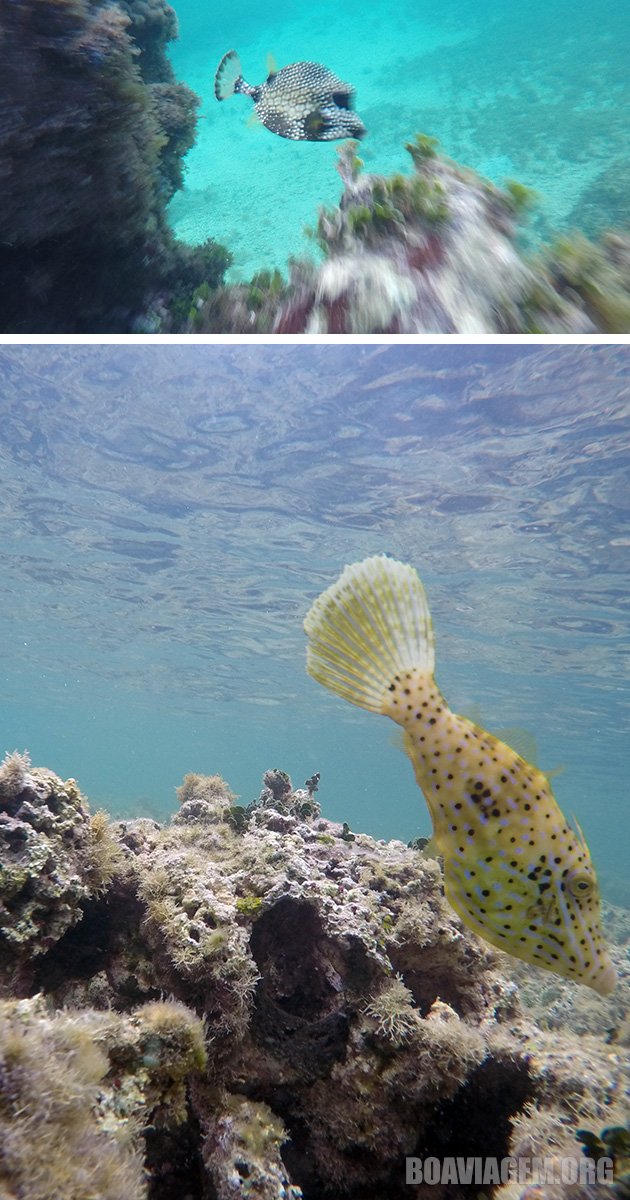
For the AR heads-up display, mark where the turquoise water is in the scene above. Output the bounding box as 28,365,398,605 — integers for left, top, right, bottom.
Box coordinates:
1,344,628,896
166,0,630,278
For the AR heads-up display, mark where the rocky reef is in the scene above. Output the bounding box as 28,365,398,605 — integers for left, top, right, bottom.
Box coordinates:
0,0,230,332
0,751,628,1200
192,139,630,335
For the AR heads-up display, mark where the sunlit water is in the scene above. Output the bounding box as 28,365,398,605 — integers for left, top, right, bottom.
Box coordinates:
166,0,630,278
1,344,628,898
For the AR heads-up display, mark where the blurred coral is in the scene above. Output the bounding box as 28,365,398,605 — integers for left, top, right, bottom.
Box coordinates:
270,137,628,334
189,137,630,335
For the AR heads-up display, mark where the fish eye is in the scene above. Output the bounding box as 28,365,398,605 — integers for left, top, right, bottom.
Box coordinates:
566,872,595,898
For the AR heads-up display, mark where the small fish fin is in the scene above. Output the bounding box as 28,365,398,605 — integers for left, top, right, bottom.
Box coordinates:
489,721,564,780
389,730,405,753
304,110,326,138
304,555,435,714
495,725,538,767
461,711,547,772
494,724,565,781
214,49,243,101
545,764,566,781
266,52,279,79
571,815,590,854
246,111,264,128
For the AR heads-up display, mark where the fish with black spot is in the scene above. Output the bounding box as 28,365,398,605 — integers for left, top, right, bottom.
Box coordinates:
214,50,366,141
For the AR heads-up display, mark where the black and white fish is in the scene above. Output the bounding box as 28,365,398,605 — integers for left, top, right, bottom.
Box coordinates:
214,50,366,142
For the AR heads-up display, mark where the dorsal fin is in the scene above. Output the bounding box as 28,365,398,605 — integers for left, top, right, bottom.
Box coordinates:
266,52,279,80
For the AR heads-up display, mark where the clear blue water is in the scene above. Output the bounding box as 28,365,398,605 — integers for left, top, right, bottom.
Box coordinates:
166,0,630,278
1,344,628,897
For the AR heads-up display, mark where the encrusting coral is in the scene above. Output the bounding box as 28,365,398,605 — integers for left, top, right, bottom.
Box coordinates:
0,758,627,1199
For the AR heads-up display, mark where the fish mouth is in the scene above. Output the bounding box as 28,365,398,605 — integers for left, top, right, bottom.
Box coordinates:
586,958,617,996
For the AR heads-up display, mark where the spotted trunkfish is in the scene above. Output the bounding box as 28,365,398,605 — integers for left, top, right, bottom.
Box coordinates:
214,50,366,141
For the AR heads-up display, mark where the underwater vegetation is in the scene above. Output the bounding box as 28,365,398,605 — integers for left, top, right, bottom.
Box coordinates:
0,0,230,332
189,138,630,335
0,750,628,1199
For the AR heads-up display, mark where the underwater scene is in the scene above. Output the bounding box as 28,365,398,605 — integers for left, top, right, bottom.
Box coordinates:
0,341,628,1199
2,0,630,331
169,0,629,275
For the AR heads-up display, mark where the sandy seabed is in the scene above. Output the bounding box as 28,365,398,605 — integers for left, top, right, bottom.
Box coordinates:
166,0,628,278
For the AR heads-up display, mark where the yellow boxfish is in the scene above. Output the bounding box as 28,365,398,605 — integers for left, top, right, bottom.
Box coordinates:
304,555,616,995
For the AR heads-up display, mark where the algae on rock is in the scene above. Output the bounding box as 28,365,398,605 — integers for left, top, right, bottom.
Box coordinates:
0,751,124,994
0,994,206,1200
0,759,628,1200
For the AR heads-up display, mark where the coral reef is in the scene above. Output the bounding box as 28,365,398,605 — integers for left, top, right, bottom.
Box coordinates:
0,751,123,996
0,759,628,1200
3,31,628,338
0,0,229,332
190,138,630,334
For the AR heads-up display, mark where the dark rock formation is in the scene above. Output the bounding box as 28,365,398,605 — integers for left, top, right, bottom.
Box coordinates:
0,0,229,332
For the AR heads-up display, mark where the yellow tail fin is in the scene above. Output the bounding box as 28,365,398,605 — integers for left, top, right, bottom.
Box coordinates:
304,555,435,713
